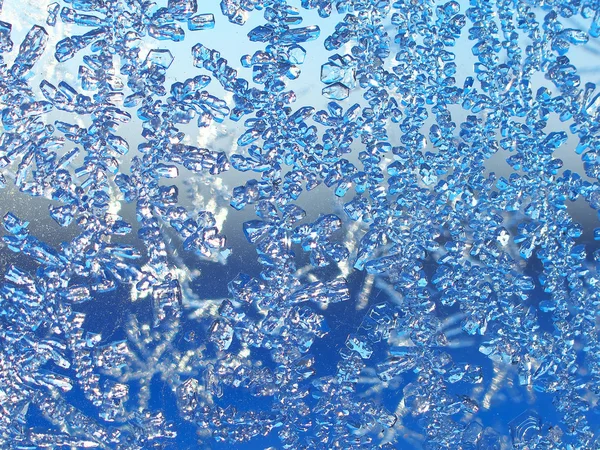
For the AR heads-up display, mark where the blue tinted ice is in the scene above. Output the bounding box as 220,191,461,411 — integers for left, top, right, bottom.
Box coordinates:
1,0,600,448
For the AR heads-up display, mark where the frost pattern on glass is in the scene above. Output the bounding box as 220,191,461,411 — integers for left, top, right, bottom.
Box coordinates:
0,0,600,448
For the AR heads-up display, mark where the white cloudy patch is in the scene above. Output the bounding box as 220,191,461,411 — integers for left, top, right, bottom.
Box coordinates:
196,122,221,149
106,186,122,216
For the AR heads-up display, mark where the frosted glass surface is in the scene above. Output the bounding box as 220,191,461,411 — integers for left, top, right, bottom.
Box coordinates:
0,0,600,448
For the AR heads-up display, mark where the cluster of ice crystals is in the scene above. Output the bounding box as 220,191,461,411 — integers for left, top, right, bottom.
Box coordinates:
1,0,600,447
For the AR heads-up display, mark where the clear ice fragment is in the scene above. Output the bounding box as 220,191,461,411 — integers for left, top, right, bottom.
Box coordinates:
322,82,349,100
188,13,215,30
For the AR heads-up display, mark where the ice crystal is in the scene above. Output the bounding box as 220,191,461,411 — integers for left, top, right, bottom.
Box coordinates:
1,0,600,448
